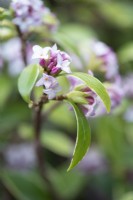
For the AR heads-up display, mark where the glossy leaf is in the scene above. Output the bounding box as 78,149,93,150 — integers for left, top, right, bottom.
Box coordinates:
70,72,111,112
18,64,40,103
67,100,91,171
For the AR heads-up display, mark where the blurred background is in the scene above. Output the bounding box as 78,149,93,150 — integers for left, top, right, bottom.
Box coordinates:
0,0,133,200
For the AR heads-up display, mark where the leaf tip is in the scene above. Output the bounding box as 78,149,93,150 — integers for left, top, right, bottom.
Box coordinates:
67,163,74,172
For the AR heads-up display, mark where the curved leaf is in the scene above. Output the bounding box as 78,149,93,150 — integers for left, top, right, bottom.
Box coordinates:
18,64,40,103
70,72,111,112
67,100,91,171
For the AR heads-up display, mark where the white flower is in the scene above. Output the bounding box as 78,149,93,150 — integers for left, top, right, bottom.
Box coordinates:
36,73,56,88
50,44,59,56
36,73,61,99
32,45,51,59
44,82,61,99
56,53,71,73
93,41,109,56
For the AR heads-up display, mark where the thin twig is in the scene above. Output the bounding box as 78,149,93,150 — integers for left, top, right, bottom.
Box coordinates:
34,94,62,200
16,26,27,66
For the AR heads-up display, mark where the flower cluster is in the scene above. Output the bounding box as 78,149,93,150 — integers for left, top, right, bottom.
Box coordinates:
81,40,123,114
92,41,119,80
32,44,100,117
32,44,71,100
11,0,58,32
32,42,123,117
32,44,71,75
67,73,98,117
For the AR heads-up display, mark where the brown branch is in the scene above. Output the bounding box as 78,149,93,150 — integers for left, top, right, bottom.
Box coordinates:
34,94,62,200
16,26,27,66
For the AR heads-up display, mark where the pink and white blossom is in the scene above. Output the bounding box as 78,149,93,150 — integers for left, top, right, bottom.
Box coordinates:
36,73,61,99
90,41,119,80
32,44,71,75
92,41,119,80
56,53,71,73
36,73,57,88
11,0,58,32
44,82,61,99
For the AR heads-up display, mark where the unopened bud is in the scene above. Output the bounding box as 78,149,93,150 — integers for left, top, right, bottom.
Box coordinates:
67,91,88,104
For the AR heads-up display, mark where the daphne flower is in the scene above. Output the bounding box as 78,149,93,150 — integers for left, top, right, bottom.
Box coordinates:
32,45,50,59
36,73,61,99
50,44,59,56
11,0,43,32
32,44,72,75
11,0,58,33
56,53,71,73
36,73,56,88
44,82,61,99
92,41,119,80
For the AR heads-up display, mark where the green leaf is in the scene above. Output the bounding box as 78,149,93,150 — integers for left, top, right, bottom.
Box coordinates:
0,170,49,200
41,130,74,157
67,100,91,171
70,72,111,112
18,64,40,103
120,192,133,200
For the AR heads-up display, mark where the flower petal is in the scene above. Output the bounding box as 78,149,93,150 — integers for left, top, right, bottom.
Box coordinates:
32,45,43,59
36,77,44,87
44,88,56,99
